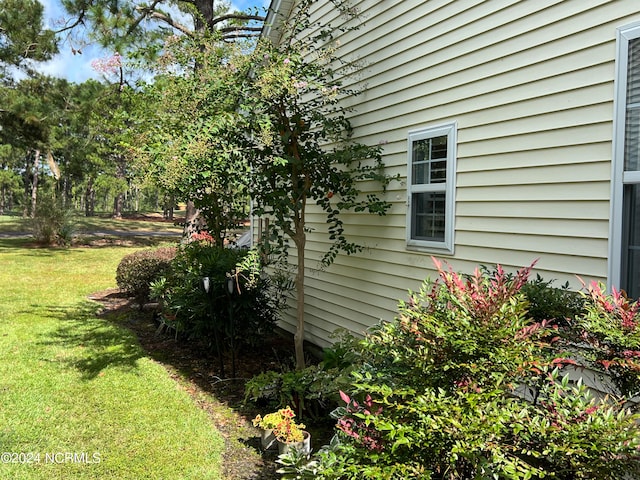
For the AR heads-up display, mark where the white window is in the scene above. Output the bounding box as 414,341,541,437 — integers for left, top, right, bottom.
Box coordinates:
611,22,640,298
406,122,457,254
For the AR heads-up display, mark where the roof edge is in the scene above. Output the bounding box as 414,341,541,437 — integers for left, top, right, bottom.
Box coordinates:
261,0,295,44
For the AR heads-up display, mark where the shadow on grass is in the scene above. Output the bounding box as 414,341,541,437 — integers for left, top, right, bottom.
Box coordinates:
0,237,35,250
89,296,293,480
37,300,144,380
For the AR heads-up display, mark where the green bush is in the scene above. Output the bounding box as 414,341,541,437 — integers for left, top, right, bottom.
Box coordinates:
245,363,352,421
150,240,286,363
31,194,75,246
521,274,584,325
116,247,177,307
280,261,640,480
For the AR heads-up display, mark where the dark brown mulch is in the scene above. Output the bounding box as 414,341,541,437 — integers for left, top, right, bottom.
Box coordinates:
88,288,295,480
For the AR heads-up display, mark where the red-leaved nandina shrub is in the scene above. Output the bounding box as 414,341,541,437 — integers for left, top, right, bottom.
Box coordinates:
279,260,640,480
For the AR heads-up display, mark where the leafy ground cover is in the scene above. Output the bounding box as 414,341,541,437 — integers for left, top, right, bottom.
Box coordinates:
0,217,270,479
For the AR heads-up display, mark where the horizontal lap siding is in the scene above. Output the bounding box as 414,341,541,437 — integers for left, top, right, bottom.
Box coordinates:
270,0,640,346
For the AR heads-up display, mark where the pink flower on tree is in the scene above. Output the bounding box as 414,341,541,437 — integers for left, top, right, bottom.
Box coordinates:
91,52,122,75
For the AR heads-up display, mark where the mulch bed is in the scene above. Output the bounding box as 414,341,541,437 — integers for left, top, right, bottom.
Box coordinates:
89,288,295,479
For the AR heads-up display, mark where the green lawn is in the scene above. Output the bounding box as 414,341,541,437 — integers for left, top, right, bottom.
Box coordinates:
0,212,183,235
0,236,224,479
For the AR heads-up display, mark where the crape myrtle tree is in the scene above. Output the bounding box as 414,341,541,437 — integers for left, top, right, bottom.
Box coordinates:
243,0,395,370
128,33,252,246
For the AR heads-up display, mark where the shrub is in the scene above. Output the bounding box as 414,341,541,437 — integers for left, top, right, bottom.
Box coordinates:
281,260,640,480
150,237,286,366
571,280,640,397
244,330,360,420
521,274,584,325
116,247,177,307
245,364,352,421
30,194,75,246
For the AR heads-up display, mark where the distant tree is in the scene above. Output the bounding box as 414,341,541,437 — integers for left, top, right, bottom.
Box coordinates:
0,75,71,216
48,79,111,215
0,74,116,217
0,145,22,214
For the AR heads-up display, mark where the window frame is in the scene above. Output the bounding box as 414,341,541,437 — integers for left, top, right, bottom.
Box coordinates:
610,21,640,293
406,122,457,254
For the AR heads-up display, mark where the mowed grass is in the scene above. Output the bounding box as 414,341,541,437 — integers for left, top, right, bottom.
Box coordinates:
0,235,224,479
0,212,183,235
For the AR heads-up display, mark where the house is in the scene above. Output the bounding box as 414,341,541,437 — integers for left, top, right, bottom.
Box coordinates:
258,0,640,347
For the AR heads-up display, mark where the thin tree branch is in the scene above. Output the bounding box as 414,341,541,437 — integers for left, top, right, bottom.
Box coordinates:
128,0,164,35
210,14,265,27
54,10,86,35
148,12,194,37
219,26,263,34
222,34,262,42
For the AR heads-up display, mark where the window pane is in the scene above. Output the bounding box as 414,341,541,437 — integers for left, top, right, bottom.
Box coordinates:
623,184,640,299
626,38,640,171
412,136,448,185
431,136,447,159
625,108,640,171
431,160,447,182
411,192,445,242
627,38,640,105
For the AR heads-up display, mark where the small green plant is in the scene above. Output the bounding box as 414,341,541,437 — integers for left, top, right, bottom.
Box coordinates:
245,365,349,420
277,435,344,479
115,246,177,308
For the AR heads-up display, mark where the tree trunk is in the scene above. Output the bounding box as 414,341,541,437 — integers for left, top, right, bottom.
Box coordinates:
182,1,214,236
182,200,203,241
112,156,125,218
30,149,40,218
195,0,215,32
113,193,123,218
293,227,306,371
85,177,95,217
166,194,174,220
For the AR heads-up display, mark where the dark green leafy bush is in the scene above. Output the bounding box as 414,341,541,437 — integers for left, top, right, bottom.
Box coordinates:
150,239,286,362
116,247,177,307
521,274,584,325
279,261,640,480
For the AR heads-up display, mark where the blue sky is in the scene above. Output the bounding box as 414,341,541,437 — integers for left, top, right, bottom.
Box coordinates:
38,0,270,83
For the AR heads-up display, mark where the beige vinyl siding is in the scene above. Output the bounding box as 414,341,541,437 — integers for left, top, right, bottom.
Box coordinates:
263,0,640,346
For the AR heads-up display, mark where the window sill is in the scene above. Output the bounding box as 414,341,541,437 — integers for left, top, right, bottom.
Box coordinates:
406,242,454,256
